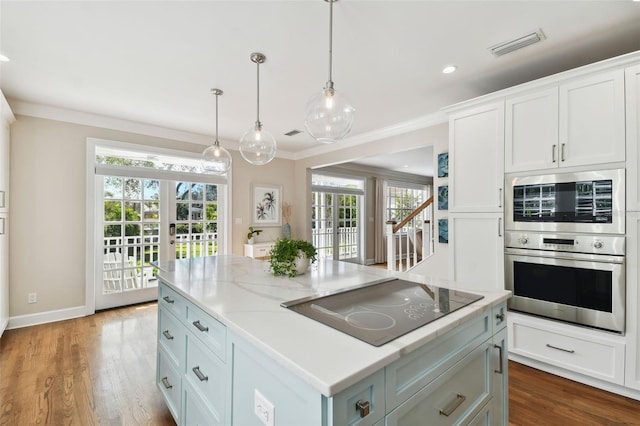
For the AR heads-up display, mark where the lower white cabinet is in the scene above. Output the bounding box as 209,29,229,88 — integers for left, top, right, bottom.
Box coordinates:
625,212,640,391
157,282,508,425
244,242,275,259
508,311,626,385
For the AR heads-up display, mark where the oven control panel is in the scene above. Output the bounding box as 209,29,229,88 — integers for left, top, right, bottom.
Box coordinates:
505,231,625,256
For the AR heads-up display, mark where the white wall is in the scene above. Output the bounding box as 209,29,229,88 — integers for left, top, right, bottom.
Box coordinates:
8,115,295,320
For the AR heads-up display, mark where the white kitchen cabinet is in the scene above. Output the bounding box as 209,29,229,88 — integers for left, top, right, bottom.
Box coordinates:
491,312,508,423
558,69,625,168
626,65,640,211
508,311,626,385
0,91,12,337
0,214,8,336
625,213,640,391
504,88,559,173
448,213,504,291
505,69,625,173
449,102,505,213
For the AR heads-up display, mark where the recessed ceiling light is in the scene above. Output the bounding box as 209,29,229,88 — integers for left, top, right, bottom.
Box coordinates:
0,54,10,62
442,65,457,74
403,164,409,168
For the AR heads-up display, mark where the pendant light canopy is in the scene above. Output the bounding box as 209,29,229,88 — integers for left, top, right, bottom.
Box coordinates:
201,88,232,175
304,0,355,144
239,52,277,166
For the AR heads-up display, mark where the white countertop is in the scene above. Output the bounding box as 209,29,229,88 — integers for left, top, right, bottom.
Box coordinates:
154,255,511,396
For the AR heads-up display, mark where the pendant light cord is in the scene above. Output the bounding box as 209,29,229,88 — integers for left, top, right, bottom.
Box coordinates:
214,92,219,145
327,0,334,86
256,59,261,127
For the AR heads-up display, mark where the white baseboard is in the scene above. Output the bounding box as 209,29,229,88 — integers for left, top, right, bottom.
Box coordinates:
364,258,376,265
7,305,88,330
0,318,8,337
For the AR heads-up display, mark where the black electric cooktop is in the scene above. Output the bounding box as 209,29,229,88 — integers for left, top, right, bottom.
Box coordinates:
281,278,484,346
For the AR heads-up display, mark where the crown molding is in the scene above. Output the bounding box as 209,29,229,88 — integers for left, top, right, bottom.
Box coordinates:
1,90,15,123
7,99,299,160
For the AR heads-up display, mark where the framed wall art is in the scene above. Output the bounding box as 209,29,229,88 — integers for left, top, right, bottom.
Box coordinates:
251,183,282,226
438,219,448,244
438,185,448,210
437,152,448,178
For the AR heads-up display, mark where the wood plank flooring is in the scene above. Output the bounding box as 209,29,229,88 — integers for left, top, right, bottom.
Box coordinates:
1,303,640,425
0,303,174,426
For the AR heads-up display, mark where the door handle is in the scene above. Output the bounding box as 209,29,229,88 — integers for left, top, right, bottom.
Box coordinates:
498,218,502,237
494,344,504,374
552,144,557,163
498,188,502,208
561,143,566,162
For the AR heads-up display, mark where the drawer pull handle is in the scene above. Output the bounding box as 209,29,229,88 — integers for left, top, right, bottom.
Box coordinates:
192,366,208,382
495,313,505,322
552,144,557,163
494,344,504,374
355,400,370,418
162,296,174,304
439,393,466,417
546,343,574,354
162,330,174,340
161,377,173,389
192,320,209,332
561,143,566,162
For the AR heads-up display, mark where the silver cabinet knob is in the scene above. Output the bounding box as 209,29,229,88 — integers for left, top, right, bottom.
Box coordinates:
520,236,528,245
594,241,603,249
355,400,370,418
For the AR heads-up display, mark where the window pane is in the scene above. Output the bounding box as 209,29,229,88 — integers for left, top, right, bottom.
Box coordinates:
144,202,159,220
104,224,121,237
104,177,123,199
125,202,141,221
192,203,204,220
125,224,141,237
143,180,160,200
124,178,142,199
191,183,204,201
176,182,190,200
176,203,189,220
176,224,189,235
206,185,217,202
104,201,122,221
206,203,217,221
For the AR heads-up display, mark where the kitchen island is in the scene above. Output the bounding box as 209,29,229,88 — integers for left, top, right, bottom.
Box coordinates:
154,255,510,426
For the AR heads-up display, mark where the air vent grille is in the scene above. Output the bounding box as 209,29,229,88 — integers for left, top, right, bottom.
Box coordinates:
284,129,303,136
489,29,546,57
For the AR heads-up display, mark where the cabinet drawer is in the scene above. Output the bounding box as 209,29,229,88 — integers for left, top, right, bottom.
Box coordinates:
331,369,385,426
509,314,625,384
386,342,492,426
492,302,507,332
158,307,185,367
159,284,186,319
183,377,223,426
386,310,491,410
185,331,226,423
253,246,271,257
186,302,226,361
157,349,181,423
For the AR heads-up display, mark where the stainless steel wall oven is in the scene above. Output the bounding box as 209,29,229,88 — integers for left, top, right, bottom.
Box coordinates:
505,169,626,333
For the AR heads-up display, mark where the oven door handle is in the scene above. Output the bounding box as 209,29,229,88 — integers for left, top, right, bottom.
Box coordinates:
505,248,624,264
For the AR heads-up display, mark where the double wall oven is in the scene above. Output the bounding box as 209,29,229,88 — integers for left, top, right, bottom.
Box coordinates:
504,169,626,333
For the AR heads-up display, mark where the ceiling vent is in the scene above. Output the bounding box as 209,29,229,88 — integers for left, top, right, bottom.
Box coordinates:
489,29,546,57
284,129,303,136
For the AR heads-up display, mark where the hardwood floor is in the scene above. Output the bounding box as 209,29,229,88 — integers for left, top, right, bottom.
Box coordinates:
2,303,640,425
509,361,640,426
0,303,175,426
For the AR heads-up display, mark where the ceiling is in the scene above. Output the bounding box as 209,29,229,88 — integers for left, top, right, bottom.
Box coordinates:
1,1,640,175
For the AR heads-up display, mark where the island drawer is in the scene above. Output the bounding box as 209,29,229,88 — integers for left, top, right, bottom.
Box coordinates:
385,309,491,411
508,313,625,385
385,341,492,426
330,369,385,426
157,348,181,423
158,306,185,367
183,376,224,426
159,283,186,319
185,330,227,421
186,301,226,362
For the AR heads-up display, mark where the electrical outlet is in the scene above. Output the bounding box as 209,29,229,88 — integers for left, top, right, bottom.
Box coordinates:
28,293,37,304
254,389,274,426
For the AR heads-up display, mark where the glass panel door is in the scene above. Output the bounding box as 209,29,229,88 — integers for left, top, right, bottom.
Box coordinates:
96,176,161,309
312,191,361,263
173,182,219,259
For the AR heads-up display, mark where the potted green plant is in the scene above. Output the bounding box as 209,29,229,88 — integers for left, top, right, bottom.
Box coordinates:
247,226,263,244
268,239,318,277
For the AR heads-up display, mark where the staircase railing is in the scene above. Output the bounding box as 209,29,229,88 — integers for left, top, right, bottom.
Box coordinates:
386,196,434,272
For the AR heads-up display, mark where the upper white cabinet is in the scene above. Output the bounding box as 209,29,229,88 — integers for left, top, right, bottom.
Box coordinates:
626,64,640,211
449,102,505,213
559,69,625,168
505,89,559,173
0,92,12,214
505,69,625,173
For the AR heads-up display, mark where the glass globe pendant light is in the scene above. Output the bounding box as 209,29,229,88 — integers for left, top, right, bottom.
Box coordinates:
304,0,355,144
239,52,277,165
201,88,232,175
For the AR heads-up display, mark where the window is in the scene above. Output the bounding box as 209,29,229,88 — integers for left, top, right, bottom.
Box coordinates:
386,183,430,232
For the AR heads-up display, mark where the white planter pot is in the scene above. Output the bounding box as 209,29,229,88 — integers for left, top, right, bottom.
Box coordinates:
247,237,255,245
294,253,310,275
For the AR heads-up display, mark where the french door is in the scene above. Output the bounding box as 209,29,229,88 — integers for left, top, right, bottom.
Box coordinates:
311,191,361,263
90,140,229,311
